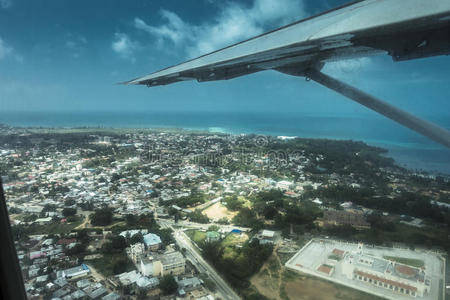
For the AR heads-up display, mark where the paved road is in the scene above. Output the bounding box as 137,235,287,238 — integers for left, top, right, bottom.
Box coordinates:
165,219,250,233
159,220,241,300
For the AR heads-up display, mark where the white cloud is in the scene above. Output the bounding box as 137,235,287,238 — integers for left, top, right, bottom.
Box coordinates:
135,10,191,46
135,0,305,58
0,37,12,60
112,32,137,62
0,0,12,9
65,35,87,59
322,57,373,83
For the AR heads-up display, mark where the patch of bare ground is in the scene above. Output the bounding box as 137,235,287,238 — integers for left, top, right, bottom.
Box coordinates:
202,202,237,221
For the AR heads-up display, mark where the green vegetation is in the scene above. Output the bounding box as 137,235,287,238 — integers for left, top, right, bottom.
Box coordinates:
90,252,134,276
383,256,424,268
165,192,207,208
281,269,297,282
13,217,83,237
200,239,273,289
159,275,178,295
189,209,210,223
90,207,113,226
279,284,289,300
306,186,450,226
232,207,262,229
224,195,244,211
186,230,206,244
62,207,77,217
199,273,216,292
322,222,450,251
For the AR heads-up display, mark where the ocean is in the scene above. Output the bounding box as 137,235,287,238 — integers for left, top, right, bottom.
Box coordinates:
1,111,449,175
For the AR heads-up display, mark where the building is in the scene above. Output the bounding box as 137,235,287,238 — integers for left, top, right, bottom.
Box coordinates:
276,180,293,191
140,250,186,277
128,243,146,263
119,229,148,239
143,233,162,251
154,250,186,277
177,276,203,296
206,231,220,242
286,239,443,300
254,229,276,244
116,270,159,290
341,252,428,297
57,264,90,280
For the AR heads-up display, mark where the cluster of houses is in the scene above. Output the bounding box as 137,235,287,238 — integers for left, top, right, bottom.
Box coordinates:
17,234,120,299
2,126,445,299
118,229,212,298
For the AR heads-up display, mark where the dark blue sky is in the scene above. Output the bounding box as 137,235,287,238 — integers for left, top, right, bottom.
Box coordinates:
0,0,449,122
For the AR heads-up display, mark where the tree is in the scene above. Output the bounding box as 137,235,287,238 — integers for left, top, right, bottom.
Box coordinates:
112,259,128,275
189,210,209,224
232,208,262,230
42,204,56,212
160,275,177,295
130,233,144,245
101,242,113,254
77,229,91,245
224,195,243,211
65,243,86,256
64,199,76,206
111,236,127,251
90,207,113,226
208,225,220,232
62,207,77,217
125,214,137,226
80,201,94,211
155,228,174,246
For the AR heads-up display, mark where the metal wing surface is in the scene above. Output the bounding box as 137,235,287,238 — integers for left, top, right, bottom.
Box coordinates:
125,0,450,86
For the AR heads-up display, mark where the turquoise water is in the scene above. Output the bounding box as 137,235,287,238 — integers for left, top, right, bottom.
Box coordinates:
1,111,449,174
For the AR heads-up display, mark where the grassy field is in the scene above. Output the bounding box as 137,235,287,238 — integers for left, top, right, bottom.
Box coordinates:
185,230,206,244
383,256,425,268
221,232,248,247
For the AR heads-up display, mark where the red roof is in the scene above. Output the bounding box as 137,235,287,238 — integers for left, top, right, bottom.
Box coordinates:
332,248,345,257
355,270,417,292
57,238,76,245
395,264,417,277
317,265,333,275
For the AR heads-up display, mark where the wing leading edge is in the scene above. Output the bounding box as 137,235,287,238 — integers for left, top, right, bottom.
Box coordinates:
124,0,450,149
125,0,450,86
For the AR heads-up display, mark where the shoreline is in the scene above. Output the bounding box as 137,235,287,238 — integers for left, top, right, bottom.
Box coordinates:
1,123,449,176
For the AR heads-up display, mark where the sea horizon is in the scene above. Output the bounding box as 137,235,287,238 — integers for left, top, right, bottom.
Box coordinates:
1,111,449,175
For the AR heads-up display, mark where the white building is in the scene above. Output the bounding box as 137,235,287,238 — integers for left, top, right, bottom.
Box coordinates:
128,243,145,263
341,251,428,297
57,264,90,280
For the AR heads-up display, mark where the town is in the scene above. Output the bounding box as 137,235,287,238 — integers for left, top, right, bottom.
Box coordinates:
0,124,449,300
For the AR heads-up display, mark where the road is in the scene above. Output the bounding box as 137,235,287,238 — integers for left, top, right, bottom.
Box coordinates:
159,220,241,300
167,219,251,233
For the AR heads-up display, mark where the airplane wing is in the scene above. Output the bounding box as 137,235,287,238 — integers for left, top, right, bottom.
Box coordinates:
124,0,450,149
125,0,450,86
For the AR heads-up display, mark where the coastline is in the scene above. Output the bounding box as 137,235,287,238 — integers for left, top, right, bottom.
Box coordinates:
1,111,449,175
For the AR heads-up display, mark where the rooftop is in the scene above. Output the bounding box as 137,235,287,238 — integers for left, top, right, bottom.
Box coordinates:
143,233,162,246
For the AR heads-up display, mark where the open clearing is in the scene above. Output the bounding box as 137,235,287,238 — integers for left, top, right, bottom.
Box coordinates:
283,274,383,300
202,202,237,221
